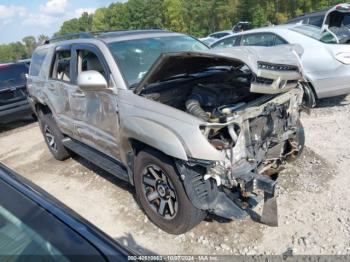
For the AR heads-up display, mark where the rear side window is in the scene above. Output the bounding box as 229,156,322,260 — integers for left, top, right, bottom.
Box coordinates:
211,36,238,49
241,33,276,46
29,49,48,77
274,35,288,45
0,64,28,87
50,50,71,82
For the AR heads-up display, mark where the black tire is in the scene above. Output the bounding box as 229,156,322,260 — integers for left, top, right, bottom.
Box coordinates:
134,149,206,234
38,110,70,161
301,82,317,108
31,113,38,121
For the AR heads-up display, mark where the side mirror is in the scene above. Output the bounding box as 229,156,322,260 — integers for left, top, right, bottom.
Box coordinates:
77,70,107,91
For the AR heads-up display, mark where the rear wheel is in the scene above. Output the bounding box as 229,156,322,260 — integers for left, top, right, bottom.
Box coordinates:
38,110,70,161
134,149,206,234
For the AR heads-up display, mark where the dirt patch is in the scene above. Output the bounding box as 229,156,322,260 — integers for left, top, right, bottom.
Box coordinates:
278,147,336,194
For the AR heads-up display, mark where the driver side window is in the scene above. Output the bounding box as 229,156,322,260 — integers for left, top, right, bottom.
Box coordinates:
76,49,108,82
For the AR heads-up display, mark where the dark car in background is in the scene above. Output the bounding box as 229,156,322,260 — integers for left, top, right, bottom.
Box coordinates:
0,163,135,261
0,62,33,123
232,21,252,32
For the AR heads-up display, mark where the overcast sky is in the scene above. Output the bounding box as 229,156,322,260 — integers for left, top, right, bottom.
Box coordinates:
0,0,123,44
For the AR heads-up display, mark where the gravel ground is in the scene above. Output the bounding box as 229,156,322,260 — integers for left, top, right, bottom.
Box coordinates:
0,94,349,255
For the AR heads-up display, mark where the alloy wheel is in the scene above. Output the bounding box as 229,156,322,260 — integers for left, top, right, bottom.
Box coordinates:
44,124,58,152
141,164,178,219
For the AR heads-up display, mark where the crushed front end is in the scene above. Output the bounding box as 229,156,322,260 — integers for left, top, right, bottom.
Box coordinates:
177,87,304,225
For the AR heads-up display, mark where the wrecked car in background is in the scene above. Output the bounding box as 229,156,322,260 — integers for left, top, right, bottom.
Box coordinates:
27,30,305,234
210,24,350,106
0,62,33,123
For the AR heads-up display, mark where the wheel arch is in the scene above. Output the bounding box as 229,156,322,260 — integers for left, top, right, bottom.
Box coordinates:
122,137,185,185
33,100,52,115
119,117,189,165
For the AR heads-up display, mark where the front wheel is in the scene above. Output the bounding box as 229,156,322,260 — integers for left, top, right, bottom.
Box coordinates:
134,149,206,234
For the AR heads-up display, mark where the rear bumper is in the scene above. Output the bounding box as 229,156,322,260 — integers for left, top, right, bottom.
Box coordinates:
0,100,33,122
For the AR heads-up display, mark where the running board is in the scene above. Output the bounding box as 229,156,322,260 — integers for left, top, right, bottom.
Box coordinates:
62,138,129,183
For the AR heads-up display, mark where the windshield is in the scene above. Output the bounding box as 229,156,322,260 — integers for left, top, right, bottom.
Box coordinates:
0,64,28,88
291,24,350,44
108,35,208,86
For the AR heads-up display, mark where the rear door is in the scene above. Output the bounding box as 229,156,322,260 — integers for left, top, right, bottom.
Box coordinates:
70,44,120,159
47,46,76,137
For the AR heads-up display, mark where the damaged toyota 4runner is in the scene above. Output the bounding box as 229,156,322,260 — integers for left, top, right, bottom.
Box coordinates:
27,30,305,234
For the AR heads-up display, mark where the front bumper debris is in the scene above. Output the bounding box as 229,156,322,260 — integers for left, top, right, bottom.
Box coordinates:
179,88,304,226
177,160,278,225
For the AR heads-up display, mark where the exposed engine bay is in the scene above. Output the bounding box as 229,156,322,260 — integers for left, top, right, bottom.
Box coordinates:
142,62,302,165
142,64,260,119
139,50,305,225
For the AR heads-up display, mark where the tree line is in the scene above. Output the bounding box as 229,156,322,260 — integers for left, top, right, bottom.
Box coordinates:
0,35,49,63
57,0,345,36
0,0,346,63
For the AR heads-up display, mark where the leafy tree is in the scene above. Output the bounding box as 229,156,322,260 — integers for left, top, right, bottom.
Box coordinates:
22,36,36,55
2,0,348,63
92,7,110,31
252,4,267,27
37,34,49,44
56,12,93,35
163,0,186,32
0,42,27,62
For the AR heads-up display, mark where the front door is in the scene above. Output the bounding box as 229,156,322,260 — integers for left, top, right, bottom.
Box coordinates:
69,44,120,160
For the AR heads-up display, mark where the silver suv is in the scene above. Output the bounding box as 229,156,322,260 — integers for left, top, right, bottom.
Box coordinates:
28,30,305,234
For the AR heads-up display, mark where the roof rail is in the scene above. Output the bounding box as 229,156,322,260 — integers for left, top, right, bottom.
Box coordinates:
44,32,94,44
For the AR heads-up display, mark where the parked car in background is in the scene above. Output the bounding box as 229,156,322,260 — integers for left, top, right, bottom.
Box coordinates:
0,62,33,123
0,163,135,261
232,21,253,32
210,24,350,106
28,30,305,234
285,3,350,31
199,30,235,45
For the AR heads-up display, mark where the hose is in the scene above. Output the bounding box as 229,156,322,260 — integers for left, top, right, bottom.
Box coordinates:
185,99,209,121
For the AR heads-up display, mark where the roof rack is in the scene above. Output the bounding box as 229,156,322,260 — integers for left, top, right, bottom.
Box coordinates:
44,32,93,44
44,29,169,45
